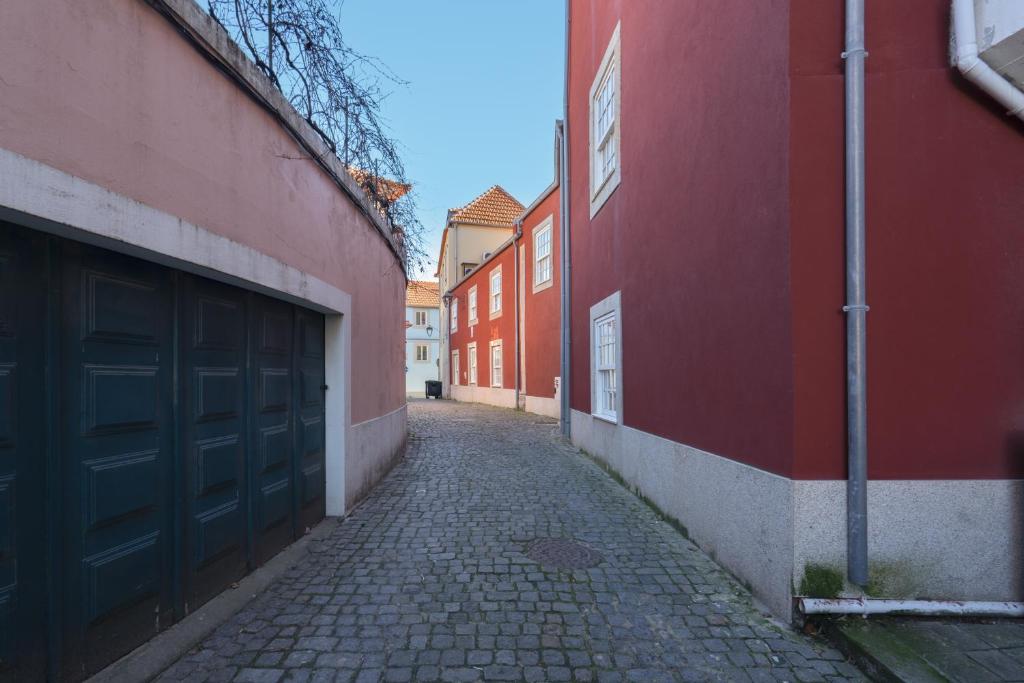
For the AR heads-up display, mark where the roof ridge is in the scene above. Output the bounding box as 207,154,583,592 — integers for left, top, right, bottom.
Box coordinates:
448,185,525,227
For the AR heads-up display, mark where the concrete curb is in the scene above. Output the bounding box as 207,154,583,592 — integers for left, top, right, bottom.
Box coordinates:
87,517,340,683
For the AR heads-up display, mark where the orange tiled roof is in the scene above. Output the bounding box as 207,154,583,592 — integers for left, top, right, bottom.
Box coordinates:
347,167,412,203
448,185,524,228
406,280,440,307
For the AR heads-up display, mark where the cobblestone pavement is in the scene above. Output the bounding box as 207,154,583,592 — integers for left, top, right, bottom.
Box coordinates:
159,400,865,683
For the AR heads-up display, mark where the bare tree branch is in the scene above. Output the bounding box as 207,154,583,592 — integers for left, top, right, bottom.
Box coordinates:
207,0,427,275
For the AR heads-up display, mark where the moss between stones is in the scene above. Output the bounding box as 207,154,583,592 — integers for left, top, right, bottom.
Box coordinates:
865,559,920,598
799,564,844,599
578,449,690,539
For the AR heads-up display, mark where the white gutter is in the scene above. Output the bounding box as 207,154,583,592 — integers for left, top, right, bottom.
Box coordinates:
952,0,1024,121
799,597,1024,618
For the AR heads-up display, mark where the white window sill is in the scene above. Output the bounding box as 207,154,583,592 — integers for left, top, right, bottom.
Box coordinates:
592,411,618,425
489,309,502,320
532,278,553,294
589,170,620,219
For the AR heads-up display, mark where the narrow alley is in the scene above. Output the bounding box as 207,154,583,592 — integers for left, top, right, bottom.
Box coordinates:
158,400,862,683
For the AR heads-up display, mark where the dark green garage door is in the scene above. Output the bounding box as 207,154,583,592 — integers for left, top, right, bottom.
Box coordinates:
0,220,327,681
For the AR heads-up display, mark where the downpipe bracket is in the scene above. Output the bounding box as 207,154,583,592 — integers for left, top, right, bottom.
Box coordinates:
842,304,870,313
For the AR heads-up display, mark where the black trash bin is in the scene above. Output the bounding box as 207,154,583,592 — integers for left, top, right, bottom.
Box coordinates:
425,380,442,399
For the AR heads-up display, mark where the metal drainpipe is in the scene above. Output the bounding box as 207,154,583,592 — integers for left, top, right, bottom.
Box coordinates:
558,9,572,438
843,0,869,587
442,293,452,397
514,224,522,410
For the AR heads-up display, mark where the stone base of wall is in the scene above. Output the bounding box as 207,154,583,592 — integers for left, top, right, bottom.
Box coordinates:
571,409,1024,620
346,405,407,510
525,395,560,419
450,385,516,409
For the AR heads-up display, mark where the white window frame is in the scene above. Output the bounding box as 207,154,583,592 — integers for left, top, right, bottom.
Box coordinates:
589,291,622,424
451,350,460,386
489,265,502,319
450,297,458,333
467,342,477,385
415,343,429,362
532,216,554,293
468,285,478,325
489,340,503,388
589,22,622,219
414,310,427,326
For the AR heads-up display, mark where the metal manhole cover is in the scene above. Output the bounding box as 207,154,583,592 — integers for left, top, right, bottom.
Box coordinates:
525,538,603,569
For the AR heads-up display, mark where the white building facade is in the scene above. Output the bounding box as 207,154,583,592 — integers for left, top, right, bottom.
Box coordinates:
405,281,441,395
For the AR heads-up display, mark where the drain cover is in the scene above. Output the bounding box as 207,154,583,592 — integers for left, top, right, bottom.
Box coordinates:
525,538,603,569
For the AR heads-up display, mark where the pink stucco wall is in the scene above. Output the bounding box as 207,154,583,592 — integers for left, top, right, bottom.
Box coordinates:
0,0,405,423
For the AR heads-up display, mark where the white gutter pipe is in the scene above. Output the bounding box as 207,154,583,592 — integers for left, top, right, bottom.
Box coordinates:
952,0,1024,121
799,597,1024,618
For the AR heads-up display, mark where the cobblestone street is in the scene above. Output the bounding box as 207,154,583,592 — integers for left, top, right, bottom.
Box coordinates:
159,400,864,683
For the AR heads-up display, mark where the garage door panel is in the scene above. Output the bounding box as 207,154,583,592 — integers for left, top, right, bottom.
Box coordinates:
83,450,159,529
194,296,243,351
194,500,241,568
195,436,241,495
259,479,291,530
0,364,14,447
251,297,296,564
181,276,248,613
299,464,323,505
294,309,325,531
259,314,291,354
0,223,328,679
300,317,324,358
81,269,162,345
82,364,160,434
81,531,160,624
61,242,175,678
0,224,46,680
194,367,241,421
259,368,290,412
0,477,13,560
259,424,290,471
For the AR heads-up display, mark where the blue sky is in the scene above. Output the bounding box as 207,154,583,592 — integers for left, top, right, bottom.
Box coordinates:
336,0,565,279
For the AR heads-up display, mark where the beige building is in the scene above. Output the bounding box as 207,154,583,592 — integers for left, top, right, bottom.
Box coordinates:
436,186,524,397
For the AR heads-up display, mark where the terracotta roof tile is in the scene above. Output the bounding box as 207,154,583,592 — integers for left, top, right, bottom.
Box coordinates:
406,280,440,307
346,167,412,203
448,185,524,227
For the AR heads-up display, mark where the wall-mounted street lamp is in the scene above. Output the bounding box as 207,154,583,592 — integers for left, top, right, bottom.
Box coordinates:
426,324,434,337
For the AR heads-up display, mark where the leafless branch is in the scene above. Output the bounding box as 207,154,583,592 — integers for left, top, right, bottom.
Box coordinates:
207,0,427,275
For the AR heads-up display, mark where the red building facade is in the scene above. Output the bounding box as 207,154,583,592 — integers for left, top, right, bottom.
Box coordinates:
565,0,1024,618
448,241,517,407
447,179,561,418
520,182,562,418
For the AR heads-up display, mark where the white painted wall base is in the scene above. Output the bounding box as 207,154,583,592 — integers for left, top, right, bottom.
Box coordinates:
450,385,517,410
346,405,408,508
525,395,560,419
793,479,1024,603
571,409,1024,620
571,410,794,617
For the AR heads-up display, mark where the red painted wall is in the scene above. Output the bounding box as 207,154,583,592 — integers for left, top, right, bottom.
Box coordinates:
567,0,796,476
569,0,1024,481
449,242,517,390
522,187,561,399
789,0,1024,480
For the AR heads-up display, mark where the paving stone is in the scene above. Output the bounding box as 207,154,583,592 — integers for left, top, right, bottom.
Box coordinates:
155,400,859,682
